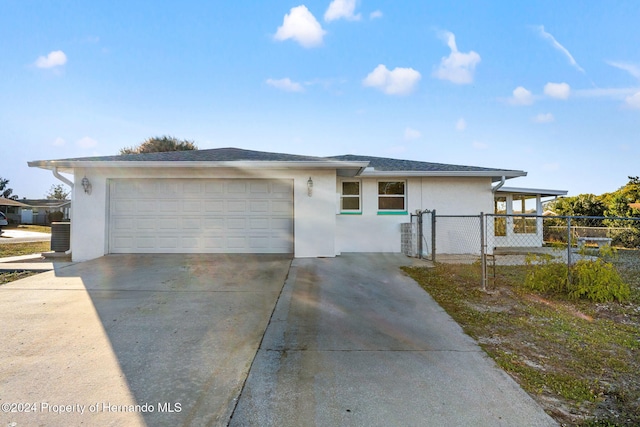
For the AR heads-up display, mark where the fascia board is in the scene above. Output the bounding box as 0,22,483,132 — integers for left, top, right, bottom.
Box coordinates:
497,186,568,196
28,160,370,171
357,170,527,179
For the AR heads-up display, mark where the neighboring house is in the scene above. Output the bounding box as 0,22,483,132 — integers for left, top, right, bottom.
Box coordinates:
28,147,565,262
17,199,71,225
0,198,31,225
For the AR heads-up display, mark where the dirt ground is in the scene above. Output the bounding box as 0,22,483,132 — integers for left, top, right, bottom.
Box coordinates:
404,249,640,426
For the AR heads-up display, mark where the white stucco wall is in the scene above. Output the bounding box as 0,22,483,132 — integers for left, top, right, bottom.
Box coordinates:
70,167,497,261
335,176,494,254
70,167,337,261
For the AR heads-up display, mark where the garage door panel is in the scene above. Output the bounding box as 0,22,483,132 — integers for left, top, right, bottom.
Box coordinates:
182,217,201,229
227,182,247,193
227,200,247,213
204,200,224,213
272,200,293,213
183,200,202,213
250,200,269,213
109,179,293,254
112,217,135,231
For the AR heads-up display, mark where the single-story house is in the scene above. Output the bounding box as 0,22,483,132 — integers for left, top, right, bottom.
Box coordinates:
0,198,71,225
28,147,565,262
18,199,71,225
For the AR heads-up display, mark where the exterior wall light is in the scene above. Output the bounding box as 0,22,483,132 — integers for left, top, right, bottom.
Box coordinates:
307,177,313,197
81,176,92,195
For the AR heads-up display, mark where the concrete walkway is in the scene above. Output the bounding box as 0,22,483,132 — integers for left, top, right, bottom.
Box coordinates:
231,254,557,426
0,254,74,271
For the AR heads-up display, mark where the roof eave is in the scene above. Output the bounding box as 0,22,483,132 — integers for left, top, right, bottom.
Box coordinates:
28,160,371,173
358,170,527,180
496,186,568,197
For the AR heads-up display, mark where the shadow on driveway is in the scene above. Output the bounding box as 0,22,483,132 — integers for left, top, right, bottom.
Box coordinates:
1,254,290,426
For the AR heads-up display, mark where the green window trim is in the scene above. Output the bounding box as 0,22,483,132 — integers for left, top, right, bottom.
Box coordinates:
338,212,363,215
377,211,408,215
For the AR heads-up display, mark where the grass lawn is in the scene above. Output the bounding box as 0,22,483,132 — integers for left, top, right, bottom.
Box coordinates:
0,241,50,286
0,271,38,284
0,241,51,257
403,253,640,426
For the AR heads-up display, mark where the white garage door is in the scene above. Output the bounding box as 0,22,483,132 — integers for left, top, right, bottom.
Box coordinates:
108,179,293,253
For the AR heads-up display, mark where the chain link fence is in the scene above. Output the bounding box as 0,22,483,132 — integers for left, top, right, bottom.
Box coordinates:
404,212,640,289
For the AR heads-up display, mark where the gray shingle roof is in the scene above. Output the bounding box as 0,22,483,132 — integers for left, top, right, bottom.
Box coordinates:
50,147,331,163
327,154,517,173
31,147,523,175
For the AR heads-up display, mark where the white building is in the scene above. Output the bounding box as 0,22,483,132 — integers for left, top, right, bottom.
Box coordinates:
28,148,565,261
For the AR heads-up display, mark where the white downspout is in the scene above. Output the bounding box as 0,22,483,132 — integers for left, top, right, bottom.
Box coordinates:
491,176,506,193
52,167,74,188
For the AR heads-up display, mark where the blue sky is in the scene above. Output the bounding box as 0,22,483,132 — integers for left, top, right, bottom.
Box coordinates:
2,0,639,199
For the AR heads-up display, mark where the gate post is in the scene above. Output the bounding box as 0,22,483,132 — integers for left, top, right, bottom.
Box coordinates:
431,209,436,262
480,212,486,291
417,211,423,259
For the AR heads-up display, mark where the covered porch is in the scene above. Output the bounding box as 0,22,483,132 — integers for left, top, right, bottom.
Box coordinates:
489,187,567,250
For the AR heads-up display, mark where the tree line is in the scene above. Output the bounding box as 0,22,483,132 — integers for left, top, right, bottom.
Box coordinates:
547,177,640,219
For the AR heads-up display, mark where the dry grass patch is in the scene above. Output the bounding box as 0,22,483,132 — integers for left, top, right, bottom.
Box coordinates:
403,257,640,426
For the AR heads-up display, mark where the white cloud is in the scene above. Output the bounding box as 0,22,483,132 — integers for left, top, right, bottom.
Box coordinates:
274,6,326,48
534,25,585,73
404,127,421,140
77,136,98,148
626,91,640,109
369,10,383,20
432,31,481,85
532,113,555,123
544,82,570,99
607,61,640,80
324,0,361,22
455,118,467,131
472,141,488,150
509,86,534,106
35,50,67,68
362,64,421,95
266,78,304,92
53,137,66,146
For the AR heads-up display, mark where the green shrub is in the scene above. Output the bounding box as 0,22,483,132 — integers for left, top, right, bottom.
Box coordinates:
524,254,568,294
48,211,64,222
569,259,630,302
524,249,630,302
610,228,640,248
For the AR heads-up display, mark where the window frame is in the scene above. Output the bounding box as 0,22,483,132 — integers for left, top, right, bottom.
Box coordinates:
377,180,407,214
339,179,362,214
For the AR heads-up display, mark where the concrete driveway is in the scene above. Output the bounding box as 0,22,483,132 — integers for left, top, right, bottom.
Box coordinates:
1,253,556,426
1,254,291,426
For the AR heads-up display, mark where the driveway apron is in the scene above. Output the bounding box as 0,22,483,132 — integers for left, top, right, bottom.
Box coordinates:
231,253,557,426
0,254,290,427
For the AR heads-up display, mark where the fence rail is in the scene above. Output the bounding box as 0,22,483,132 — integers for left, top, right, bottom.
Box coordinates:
405,212,640,289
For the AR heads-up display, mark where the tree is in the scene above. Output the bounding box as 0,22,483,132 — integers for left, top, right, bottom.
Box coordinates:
46,184,70,200
119,136,198,155
0,177,18,200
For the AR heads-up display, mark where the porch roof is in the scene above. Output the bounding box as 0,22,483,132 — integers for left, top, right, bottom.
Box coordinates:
496,187,567,197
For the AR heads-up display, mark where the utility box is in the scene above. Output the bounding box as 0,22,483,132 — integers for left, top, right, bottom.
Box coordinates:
51,222,71,252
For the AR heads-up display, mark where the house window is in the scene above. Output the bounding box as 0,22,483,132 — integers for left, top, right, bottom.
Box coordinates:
340,181,361,212
512,195,536,234
378,181,405,211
